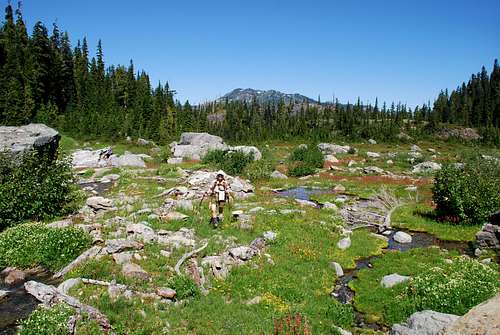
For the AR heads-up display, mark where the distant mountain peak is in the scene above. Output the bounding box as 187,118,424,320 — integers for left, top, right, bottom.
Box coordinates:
219,88,317,104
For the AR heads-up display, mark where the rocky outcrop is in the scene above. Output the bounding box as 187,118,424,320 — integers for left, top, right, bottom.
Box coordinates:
437,127,481,141
201,233,274,280
24,281,115,334
391,293,500,335
317,143,353,155
412,161,442,174
0,123,60,160
390,310,459,335
72,147,147,168
170,132,262,161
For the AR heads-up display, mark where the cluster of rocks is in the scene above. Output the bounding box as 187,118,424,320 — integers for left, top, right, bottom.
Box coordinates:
437,127,481,141
72,147,151,168
201,231,276,280
391,293,500,335
317,143,353,155
158,169,255,200
168,132,262,162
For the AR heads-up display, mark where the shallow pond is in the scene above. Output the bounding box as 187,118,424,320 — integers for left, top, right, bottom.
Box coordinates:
274,186,334,201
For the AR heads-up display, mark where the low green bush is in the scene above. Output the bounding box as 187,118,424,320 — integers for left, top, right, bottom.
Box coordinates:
0,223,92,271
244,159,273,181
19,303,74,335
386,258,499,323
287,145,324,177
202,149,254,175
157,164,178,178
433,156,500,225
289,145,324,168
168,275,200,300
0,150,81,229
288,162,316,177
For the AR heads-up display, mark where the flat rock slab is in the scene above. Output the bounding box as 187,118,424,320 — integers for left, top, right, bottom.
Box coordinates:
105,239,144,254
381,273,411,288
391,310,458,335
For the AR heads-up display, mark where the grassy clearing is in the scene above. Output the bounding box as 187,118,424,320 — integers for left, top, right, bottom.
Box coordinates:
392,204,480,242
331,229,387,269
25,139,500,334
349,247,455,325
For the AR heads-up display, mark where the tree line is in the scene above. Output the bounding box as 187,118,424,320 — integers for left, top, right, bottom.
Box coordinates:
0,4,498,145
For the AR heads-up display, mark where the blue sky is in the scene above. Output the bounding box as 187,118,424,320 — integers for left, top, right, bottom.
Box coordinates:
18,0,500,106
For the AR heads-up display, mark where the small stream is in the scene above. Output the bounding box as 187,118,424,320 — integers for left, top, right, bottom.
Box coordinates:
332,229,472,330
276,187,474,331
0,268,59,335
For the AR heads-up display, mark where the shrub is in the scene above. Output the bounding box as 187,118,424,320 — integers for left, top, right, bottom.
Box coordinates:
19,303,74,335
287,145,324,177
202,149,254,175
433,156,500,225
0,223,92,271
0,150,81,229
389,258,499,322
168,275,200,300
157,164,178,178
244,159,273,181
289,146,324,168
288,162,316,177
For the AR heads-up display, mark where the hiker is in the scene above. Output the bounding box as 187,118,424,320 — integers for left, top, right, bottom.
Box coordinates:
208,173,230,227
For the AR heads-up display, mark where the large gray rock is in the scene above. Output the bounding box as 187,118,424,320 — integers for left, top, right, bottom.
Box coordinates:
412,161,442,174
229,246,258,261
126,223,157,243
171,132,261,161
381,273,411,288
172,132,228,160
317,143,352,154
270,170,288,179
179,132,224,146
187,170,254,198
475,212,500,252
72,147,113,168
390,310,459,335
72,147,146,168
105,239,144,254
394,231,413,244
57,278,82,294
443,293,500,335
0,123,60,160
367,151,381,158
231,146,262,160
109,153,146,167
